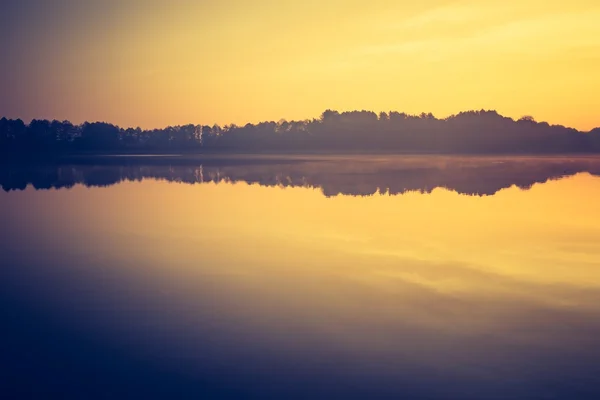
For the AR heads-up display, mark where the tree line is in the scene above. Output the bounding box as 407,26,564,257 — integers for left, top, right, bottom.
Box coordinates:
2,110,600,156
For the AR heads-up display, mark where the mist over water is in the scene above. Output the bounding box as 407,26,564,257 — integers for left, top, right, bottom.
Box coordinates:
2,155,600,399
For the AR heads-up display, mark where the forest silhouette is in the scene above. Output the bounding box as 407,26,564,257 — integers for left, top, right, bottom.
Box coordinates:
2,156,599,196
2,110,600,156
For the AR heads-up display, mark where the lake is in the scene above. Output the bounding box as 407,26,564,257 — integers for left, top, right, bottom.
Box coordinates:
2,155,600,399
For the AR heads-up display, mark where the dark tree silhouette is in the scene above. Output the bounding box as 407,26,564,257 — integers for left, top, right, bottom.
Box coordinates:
1,110,599,158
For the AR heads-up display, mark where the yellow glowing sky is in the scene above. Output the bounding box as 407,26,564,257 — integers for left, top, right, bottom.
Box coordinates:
3,0,600,130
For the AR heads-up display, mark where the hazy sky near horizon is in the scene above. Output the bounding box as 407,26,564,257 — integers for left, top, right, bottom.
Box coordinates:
1,0,599,130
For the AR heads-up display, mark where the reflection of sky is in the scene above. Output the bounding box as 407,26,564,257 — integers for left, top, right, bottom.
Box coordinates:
2,172,600,398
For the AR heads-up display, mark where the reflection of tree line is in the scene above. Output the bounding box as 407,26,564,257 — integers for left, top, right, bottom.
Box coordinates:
2,157,600,196
2,110,600,155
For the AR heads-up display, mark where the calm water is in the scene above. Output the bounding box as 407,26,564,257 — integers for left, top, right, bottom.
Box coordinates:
2,156,600,399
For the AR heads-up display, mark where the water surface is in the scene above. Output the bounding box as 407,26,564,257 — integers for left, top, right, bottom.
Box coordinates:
2,156,600,399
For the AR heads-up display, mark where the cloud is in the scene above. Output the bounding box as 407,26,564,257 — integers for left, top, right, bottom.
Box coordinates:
359,7,600,59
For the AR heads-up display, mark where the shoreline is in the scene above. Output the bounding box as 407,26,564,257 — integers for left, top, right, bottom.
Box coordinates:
3,151,600,166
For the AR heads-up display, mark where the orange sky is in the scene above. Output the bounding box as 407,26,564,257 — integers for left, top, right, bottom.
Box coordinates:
2,0,599,130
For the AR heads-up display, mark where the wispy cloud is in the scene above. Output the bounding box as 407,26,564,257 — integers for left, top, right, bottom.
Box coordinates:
381,2,503,31
359,7,600,58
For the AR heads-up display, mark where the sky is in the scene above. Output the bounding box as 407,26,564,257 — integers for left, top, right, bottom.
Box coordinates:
1,0,599,130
